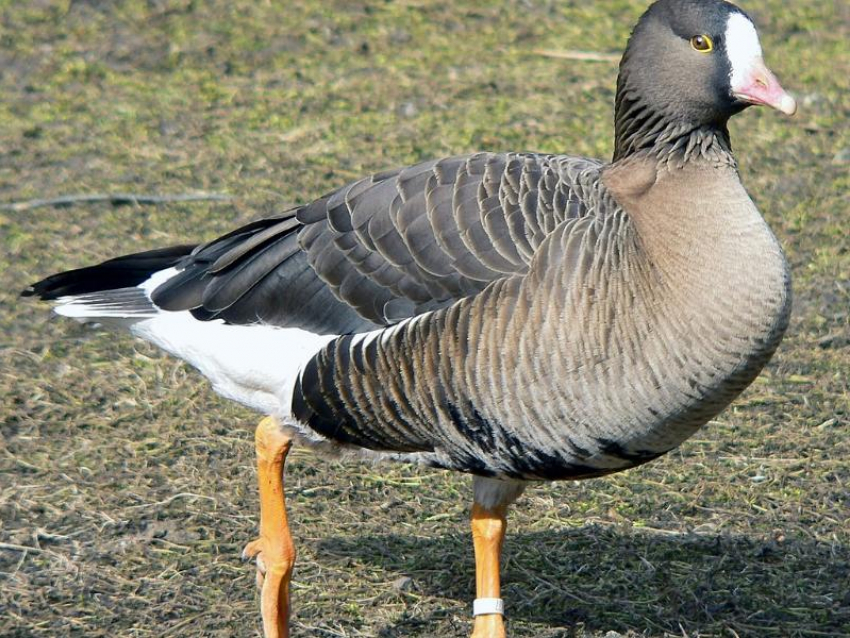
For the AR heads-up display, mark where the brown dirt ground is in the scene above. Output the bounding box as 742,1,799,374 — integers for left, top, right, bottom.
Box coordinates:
1,1,848,636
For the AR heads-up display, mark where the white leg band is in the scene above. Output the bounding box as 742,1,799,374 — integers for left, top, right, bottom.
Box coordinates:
473,598,504,616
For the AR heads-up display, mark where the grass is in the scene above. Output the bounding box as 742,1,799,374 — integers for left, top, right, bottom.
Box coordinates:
1,0,848,636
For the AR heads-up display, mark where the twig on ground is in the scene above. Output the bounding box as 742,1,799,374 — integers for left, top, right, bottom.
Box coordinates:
0,192,234,212
532,49,621,62
125,492,218,510
0,542,46,554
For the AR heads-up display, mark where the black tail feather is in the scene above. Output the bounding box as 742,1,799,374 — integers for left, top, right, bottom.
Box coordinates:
22,244,197,301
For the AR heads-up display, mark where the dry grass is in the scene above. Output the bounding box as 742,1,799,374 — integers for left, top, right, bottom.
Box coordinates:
1,1,848,636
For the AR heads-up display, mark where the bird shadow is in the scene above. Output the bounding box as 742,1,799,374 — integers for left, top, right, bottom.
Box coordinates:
316,524,849,636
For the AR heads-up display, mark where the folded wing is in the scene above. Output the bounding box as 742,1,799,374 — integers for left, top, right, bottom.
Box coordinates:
151,152,603,335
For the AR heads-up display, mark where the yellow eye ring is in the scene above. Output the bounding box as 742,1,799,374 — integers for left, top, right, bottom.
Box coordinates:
690,34,714,53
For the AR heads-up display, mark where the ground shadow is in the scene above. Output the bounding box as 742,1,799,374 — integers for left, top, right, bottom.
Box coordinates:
317,524,849,636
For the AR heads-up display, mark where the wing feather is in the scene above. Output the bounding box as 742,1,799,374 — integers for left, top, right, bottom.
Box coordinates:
150,152,603,333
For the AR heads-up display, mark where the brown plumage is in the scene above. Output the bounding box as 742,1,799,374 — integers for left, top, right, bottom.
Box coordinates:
290,145,790,481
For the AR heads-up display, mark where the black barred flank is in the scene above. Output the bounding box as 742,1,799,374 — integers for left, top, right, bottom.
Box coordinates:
595,437,667,464
291,335,434,453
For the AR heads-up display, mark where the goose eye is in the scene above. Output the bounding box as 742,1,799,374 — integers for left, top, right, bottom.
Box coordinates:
690,34,714,53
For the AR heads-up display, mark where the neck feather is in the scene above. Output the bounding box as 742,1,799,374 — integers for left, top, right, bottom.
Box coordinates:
612,89,735,166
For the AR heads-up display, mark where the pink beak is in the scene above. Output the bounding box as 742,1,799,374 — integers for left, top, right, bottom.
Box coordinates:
731,58,797,115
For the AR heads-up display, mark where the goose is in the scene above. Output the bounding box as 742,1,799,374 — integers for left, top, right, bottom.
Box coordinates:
23,0,797,635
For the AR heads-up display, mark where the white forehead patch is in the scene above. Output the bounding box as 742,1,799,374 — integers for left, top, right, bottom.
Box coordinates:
725,13,763,88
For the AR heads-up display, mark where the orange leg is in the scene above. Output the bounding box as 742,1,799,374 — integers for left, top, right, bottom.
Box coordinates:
242,417,295,638
471,502,508,638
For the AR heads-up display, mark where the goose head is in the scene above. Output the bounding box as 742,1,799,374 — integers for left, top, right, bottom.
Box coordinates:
613,0,796,160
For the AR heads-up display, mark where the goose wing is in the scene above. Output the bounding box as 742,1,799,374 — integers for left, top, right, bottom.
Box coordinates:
151,152,602,334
